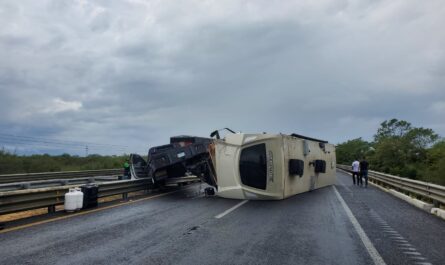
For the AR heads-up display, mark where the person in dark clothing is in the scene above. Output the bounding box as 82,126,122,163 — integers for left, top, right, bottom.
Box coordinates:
123,160,130,179
360,158,369,187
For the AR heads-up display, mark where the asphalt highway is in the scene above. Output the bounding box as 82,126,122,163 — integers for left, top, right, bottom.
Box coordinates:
0,171,444,265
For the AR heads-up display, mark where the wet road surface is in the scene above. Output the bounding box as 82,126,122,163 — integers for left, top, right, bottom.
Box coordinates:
0,171,444,265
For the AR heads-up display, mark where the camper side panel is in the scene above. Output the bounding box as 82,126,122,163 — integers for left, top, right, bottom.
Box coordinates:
283,136,336,198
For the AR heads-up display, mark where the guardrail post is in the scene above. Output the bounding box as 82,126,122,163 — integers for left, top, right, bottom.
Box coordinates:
48,205,56,214
123,192,128,200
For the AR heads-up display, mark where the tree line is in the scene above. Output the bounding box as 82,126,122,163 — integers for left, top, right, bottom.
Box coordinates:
2,120,443,185
0,150,129,174
336,119,445,185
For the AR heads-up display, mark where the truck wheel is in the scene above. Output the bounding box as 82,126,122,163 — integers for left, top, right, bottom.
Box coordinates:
205,187,215,196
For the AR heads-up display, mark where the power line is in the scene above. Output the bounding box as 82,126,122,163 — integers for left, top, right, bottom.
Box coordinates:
0,140,128,155
0,138,127,151
0,133,129,148
0,136,95,149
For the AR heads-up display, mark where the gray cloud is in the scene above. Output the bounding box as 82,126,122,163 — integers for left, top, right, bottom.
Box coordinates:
0,0,444,155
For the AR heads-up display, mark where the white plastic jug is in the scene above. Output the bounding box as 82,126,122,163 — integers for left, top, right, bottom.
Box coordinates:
64,188,77,212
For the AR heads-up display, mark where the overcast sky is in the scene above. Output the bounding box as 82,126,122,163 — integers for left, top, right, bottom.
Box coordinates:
0,0,444,155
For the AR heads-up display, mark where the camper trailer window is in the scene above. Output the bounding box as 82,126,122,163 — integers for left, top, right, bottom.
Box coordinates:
289,159,304,177
314,160,326,173
239,143,267,190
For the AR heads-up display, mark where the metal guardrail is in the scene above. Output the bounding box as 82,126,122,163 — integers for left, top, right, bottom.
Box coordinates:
0,185,71,215
337,164,445,206
0,169,123,184
0,176,201,216
0,176,120,192
98,179,153,198
0,179,151,215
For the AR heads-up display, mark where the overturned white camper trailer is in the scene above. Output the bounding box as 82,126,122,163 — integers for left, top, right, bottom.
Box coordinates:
129,132,336,200
212,133,336,200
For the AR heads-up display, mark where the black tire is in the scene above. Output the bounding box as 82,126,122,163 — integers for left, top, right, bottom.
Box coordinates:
205,187,215,196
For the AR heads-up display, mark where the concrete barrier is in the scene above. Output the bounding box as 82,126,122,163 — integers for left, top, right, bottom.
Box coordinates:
431,208,445,221
369,181,389,193
388,189,433,212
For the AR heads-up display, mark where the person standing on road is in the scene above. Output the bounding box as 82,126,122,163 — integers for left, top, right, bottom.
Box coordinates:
123,160,130,179
352,159,360,185
360,158,369,188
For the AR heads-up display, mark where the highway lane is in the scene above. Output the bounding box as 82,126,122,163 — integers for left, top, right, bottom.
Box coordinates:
0,172,444,265
336,170,445,265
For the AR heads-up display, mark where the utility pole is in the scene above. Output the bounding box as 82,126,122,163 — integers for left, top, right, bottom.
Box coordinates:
85,145,89,157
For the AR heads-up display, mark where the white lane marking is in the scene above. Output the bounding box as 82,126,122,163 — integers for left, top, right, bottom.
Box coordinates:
398,244,413,247
333,186,386,265
400,247,417,251
337,175,353,193
403,251,421,255
414,262,432,265
410,257,427,260
215,200,249,219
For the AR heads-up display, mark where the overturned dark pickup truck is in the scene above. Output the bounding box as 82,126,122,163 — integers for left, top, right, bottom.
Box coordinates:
130,130,336,200
130,135,217,187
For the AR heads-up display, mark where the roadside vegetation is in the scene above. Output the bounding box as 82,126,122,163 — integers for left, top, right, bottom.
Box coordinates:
0,151,129,174
336,119,445,185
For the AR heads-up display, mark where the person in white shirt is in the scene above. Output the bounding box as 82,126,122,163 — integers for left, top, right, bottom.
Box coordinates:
352,159,360,185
